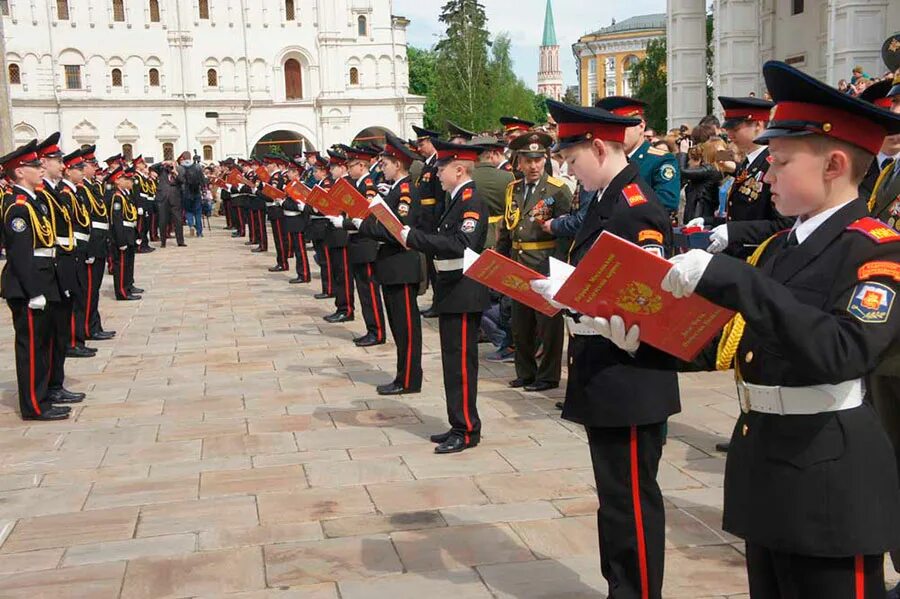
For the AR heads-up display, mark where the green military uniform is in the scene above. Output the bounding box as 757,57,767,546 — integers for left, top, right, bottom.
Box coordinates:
472,138,515,250
629,139,680,213
496,133,572,390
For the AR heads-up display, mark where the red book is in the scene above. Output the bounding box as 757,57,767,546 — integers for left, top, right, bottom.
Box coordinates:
286,181,310,202
260,183,285,201
463,249,561,317
305,185,342,217
554,231,734,360
368,196,406,245
329,177,372,220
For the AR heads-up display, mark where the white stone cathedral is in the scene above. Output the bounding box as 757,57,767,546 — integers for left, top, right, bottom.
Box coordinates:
2,0,425,161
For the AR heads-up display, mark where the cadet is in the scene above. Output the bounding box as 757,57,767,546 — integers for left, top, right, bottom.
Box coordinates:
282,159,311,285
306,154,335,299
264,155,291,273
596,96,681,214
107,166,141,301
80,146,116,340
358,133,425,394
402,140,490,454
654,60,900,599
412,125,443,318
533,100,680,599
323,150,354,323
447,121,476,143
1,141,79,420
497,131,571,392
132,156,156,253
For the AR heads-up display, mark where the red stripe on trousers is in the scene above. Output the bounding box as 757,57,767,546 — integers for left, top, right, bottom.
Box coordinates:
342,248,352,316
27,309,40,415
855,555,864,599
275,220,287,268
85,265,93,337
70,313,76,348
299,234,309,279
324,248,332,294
403,285,413,389
119,250,127,298
461,315,472,444
366,264,382,341
630,426,650,599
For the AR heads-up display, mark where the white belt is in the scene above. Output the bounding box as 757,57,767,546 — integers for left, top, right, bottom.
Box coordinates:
310,215,328,220
92,221,109,230
739,379,863,415
123,221,137,228
55,236,74,247
34,247,56,258
434,258,463,272
265,202,277,207
283,210,302,217
564,315,601,336
74,232,90,242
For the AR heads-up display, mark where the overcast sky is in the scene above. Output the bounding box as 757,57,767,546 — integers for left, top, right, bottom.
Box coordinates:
393,0,667,89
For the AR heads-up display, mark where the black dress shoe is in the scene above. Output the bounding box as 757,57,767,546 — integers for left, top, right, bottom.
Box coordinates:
524,381,559,393
120,294,142,301
268,266,286,272
355,334,385,347
715,442,730,453
324,312,354,323
251,248,266,253
555,401,564,410
421,307,438,318
89,331,116,341
48,388,86,402
435,434,479,454
429,430,453,444
48,394,84,404
508,378,533,389
129,287,145,294
23,407,70,421
314,293,334,300
244,240,254,245
66,346,96,358
232,232,242,238
377,382,420,396
289,277,309,284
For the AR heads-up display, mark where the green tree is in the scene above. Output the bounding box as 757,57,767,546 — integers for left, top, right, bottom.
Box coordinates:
485,33,546,127
628,37,667,133
562,86,580,106
407,46,439,129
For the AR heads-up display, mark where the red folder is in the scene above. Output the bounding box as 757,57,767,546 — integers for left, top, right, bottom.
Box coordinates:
286,181,310,202
464,249,561,317
305,185,342,217
329,178,372,220
260,183,285,201
554,231,733,360
368,196,406,245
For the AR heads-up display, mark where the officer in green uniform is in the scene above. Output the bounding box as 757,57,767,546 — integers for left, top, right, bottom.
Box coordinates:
496,132,572,392
596,96,681,213
471,136,515,249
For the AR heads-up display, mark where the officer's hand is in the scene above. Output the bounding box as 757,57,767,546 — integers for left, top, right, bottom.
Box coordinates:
28,295,47,311
351,218,363,229
326,215,344,228
529,279,569,311
584,315,641,353
661,250,714,299
541,219,554,234
707,224,728,253
685,217,706,228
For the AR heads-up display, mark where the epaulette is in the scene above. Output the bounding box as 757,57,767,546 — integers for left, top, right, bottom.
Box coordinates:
647,147,667,156
546,176,566,188
462,188,473,201
621,183,647,207
14,194,26,205
365,178,373,186
400,182,410,194
848,217,900,244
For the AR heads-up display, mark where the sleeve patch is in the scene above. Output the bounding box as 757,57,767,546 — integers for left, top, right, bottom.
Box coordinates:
462,188,474,201
858,261,900,282
10,217,26,233
638,229,664,244
622,183,647,207
461,218,477,233
847,282,894,323
659,164,676,182
462,211,480,220
848,217,900,243
397,202,410,217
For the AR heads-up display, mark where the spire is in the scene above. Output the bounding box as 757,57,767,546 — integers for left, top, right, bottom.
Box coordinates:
541,0,557,47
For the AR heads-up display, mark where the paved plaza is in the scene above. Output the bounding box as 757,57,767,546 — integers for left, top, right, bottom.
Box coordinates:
0,219,839,597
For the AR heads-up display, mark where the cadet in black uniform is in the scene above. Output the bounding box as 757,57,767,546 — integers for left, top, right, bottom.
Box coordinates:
282,160,311,284
533,100,680,599
132,156,156,254
264,155,291,272
412,125,443,318
108,166,141,301
323,150,354,323
403,140,490,454
659,62,900,598
358,132,424,395
80,146,115,341
1,141,77,420
306,155,334,299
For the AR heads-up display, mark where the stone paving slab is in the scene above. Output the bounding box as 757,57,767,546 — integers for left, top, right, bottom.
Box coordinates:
0,220,888,596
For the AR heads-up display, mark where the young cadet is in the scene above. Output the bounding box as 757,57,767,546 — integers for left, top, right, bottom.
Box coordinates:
630,61,900,597
357,132,425,395
264,155,291,273
80,146,116,341
107,166,141,301
306,154,335,299
323,150,354,323
282,159,311,285
412,125,443,318
132,156,156,254
402,139,490,454
532,100,680,599
1,141,79,420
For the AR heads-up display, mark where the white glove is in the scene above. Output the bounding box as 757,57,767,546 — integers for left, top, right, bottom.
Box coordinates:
583,315,641,353
707,224,729,254
685,217,706,228
137,207,144,216
85,257,96,265
119,245,127,251
28,295,47,311
529,279,569,312
400,225,411,245
661,250,714,299
377,183,391,196
351,218,364,229
326,215,344,228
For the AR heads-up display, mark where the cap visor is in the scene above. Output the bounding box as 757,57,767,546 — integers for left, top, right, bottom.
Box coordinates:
753,127,814,145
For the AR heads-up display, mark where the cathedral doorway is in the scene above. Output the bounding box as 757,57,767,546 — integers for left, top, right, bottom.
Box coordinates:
252,130,314,159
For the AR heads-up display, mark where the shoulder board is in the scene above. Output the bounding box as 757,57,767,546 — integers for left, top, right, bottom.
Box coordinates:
400,182,410,194
621,183,648,207
647,147,667,156
545,176,566,188
364,178,373,186
15,194,26,205
462,188,473,201
508,179,522,189
848,217,900,244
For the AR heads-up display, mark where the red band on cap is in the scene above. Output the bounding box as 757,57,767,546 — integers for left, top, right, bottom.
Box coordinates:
771,101,886,154
437,149,479,162
504,123,530,132
724,107,771,122
4,151,40,171
38,144,60,158
610,106,645,118
557,122,627,144
64,157,84,168
874,98,892,109
384,145,412,165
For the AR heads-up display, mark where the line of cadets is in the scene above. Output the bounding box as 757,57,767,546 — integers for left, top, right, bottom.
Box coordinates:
0,133,154,421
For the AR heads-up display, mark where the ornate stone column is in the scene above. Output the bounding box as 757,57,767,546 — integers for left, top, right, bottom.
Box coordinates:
667,0,707,130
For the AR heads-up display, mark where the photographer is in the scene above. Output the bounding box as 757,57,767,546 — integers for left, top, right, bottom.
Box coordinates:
153,160,186,248
178,151,207,238
679,137,734,224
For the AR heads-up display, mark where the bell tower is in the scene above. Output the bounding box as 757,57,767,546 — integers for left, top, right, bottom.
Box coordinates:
537,0,563,101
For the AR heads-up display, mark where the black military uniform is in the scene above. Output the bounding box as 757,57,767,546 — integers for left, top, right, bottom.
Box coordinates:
264,156,291,272
496,132,572,391
247,165,268,253
58,150,94,354
0,141,72,420
323,151,354,322
80,147,114,340
446,121,475,143
684,61,900,598
547,100,680,599
405,140,491,454
412,126,444,317
108,166,140,301
282,166,311,285
305,157,335,298
359,133,425,394
132,157,156,253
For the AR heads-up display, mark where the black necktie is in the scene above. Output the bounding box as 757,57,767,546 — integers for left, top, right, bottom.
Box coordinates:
881,157,894,171
784,230,799,248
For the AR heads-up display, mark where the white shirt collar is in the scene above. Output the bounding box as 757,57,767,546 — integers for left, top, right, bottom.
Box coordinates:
14,184,35,200
792,199,854,244
355,174,367,186
426,152,437,165
451,179,472,199
745,146,766,167
876,151,899,167
391,174,409,190
497,160,509,170
62,179,77,191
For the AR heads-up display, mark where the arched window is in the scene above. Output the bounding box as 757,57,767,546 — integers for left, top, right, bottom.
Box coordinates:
148,68,160,86
162,143,174,161
207,68,218,87
149,0,160,22
349,67,359,86
111,68,123,87
284,58,302,100
203,145,213,161
57,0,69,20
285,0,295,21
112,0,125,22
199,0,209,19
357,15,367,37
121,144,133,161
8,64,20,85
